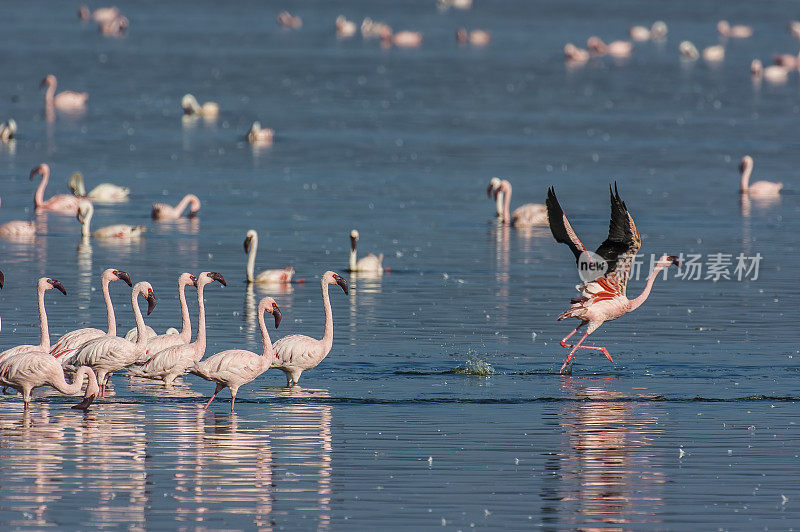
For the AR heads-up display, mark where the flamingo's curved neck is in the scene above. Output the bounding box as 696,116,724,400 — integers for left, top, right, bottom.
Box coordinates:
246,235,258,282
320,279,334,355
502,183,512,223
192,282,207,355
740,161,752,191
178,280,192,343
34,169,49,208
53,366,95,396
80,205,93,237
258,304,274,360
175,194,199,217
349,239,358,271
45,81,56,107
131,289,148,348
101,274,116,336
38,284,50,351
628,263,669,311
494,190,504,217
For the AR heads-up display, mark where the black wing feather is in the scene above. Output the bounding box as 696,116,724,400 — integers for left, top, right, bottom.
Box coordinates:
594,182,638,275
546,187,586,262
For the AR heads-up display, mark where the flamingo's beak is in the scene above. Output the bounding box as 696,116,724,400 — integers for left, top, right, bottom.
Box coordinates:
244,236,251,254
39,78,48,89
115,270,132,287
29,166,41,179
486,183,495,197
0,270,4,289
667,255,681,268
333,274,349,295
72,394,96,410
146,289,157,315
738,162,744,173
209,272,226,286
272,303,282,328
49,279,67,295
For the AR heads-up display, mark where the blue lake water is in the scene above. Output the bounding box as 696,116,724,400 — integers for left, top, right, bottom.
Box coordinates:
1,0,799,529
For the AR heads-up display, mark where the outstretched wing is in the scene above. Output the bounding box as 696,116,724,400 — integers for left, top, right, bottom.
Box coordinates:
594,183,640,295
546,187,588,262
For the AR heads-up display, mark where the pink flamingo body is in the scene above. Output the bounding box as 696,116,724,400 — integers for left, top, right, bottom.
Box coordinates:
0,278,66,364
587,36,632,58
0,220,35,239
456,28,490,46
41,75,88,113
348,230,383,274
99,15,128,36
488,178,547,227
718,20,752,38
751,60,789,84
78,5,120,24
0,352,98,409
277,11,302,28
381,28,423,48
739,155,783,197
77,200,145,239
564,43,590,63
66,282,157,396
336,16,357,38
244,230,295,283
271,271,349,386
247,122,274,145
31,163,83,215
131,272,225,385
152,194,200,220
191,297,281,412
546,185,680,373
51,269,131,361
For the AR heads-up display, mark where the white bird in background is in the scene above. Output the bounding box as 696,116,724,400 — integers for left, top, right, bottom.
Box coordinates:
77,200,146,239
68,172,130,203
348,229,384,274
244,229,295,284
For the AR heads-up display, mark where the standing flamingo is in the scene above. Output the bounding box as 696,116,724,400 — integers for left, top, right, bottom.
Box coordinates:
271,271,349,386
77,200,145,239
191,296,282,412
128,273,197,364
488,178,547,227
244,230,295,284
0,278,66,362
739,155,783,198
0,352,99,409
66,282,157,396
40,75,88,113
31,163,83,215
348,230,384,273
546,184,680,373
152,194,200,220
130,272,225,385
50,269,131,361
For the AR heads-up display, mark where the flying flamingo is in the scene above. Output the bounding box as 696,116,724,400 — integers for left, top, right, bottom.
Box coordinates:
348,230,384,273
128,273,197,364
0,197,36,239
191,296,282,412
51,269,131,361
546,184,680,373
0,278,66,363
130,272,225,385
76,200,145,239
66,282,157,397
739,155,783,198
271,271,349,386
152,194,201,220
487,177,547,227
31,163,83,215
40,75,88,113
244,230,295,284
0,351,99,409
68,172,130,203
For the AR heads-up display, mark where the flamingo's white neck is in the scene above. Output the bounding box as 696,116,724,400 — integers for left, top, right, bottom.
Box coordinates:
101,272,116,336
131,287,149,348
178,278,192,343
44,80,56,108
494,189,505,217
257,302,274,360
501,182,513,223
192,281,208,357
53,366,98,398
349,238,358,271
79,203,93,237
740,159,753,192
628,262,670,312
320,278,334,356
34,167,50,208
37,283,51,351
246,233,258,282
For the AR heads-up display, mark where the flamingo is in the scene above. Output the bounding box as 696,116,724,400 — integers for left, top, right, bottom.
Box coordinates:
456,28,490,46
703,45,725,62
0,119,17,141
181,94,219,118
348,230,384,273
679,41,700,60
361,18,390,39
587,36,633,58
30,163,83,215
50,269,131,361
66,282,157,397
791,21,800,39
191,296,281,412
0,197,36,239
381,28,423,48
488,178,547,227
99,15,128,36
77,200,145,239
739,155,783,197
751,60,789,84
650,21,668,40
128,273,197,364
247,122,274,145
546,184,680,373
130,272,225,386
564,43,590,64
336,16,357,38
277,11,302,28
271,271,349,386
244,230,295,284
78,5,120,24
718,20,753,38
629,26,651,42
152,194,200,220
773,52,800,69
0,352,99,409
40,75,88,113
68,172,130,203
0,277,66,367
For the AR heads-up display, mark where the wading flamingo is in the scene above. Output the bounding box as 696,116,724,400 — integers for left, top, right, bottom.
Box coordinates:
629,25,651,41
51,269,131,361
247,122,274,145
78,5,120,24
718,20,753,38
68,172,130,202
751,60,789,84
271,271,349,386
66,282,157,396
191,296,281,412
31,163,83,215
587,36,633,58
181,94,219,118
277,11,302,28
546,184,680,373
0,119,17,141
128,273,197,363
0,352,99,409
703,45,725,62
152,194,200,220
77,200,145,239
773,52,800,69
381,28,423,48
488,178,547,227
564,43,590,63
348,230,384,273
336,16,357,38
0,278,66,362
456,28,490,46
130,272,225,385
40,75,88,113
679,41,700,60
99,15,128,36
0,197,35,239
739,155,783,197
244,230,295,284
651,21,668,40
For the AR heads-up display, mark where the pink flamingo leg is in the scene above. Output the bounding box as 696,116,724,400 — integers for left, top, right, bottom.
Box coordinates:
203,384,223,410
560,331,614,373
230,393,236,413
560,322,587,348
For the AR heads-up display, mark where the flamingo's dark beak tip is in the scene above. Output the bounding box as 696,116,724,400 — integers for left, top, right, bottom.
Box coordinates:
334,275,349,295
0,270,4,289
50,279,67,295
73,394,96,410
210,272,226,286
273,305,282,328
668,256,681,268
116,270,132,287
147,291,157,315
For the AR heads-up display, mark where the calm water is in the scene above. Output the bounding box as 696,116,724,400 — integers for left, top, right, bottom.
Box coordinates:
1,0,799,529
